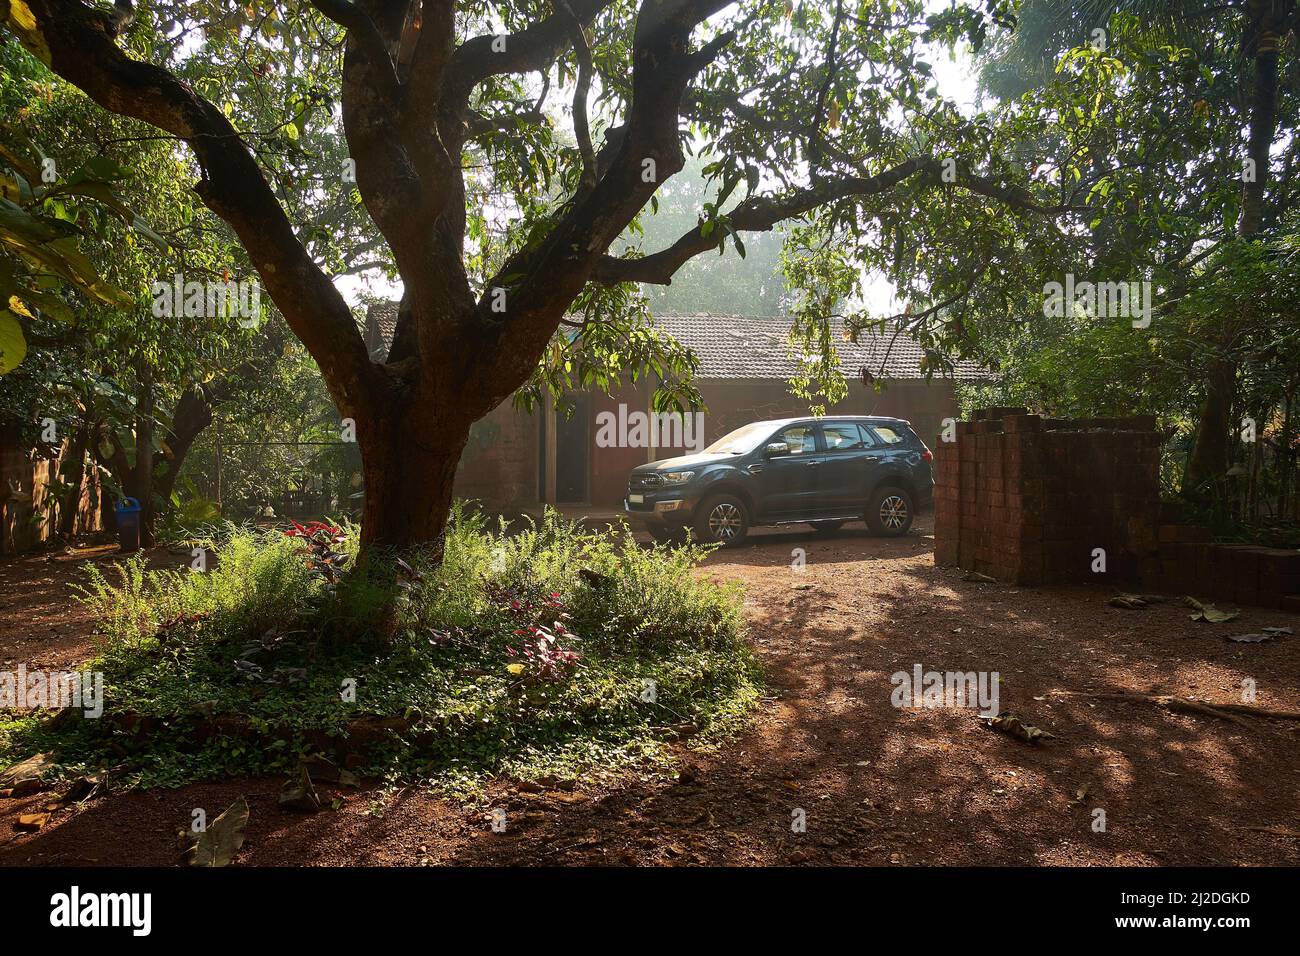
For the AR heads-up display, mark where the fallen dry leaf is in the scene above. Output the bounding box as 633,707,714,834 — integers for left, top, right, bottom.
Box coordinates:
179,796,248,867
987,712,1056,744
0,752,53,790
279,767,321,813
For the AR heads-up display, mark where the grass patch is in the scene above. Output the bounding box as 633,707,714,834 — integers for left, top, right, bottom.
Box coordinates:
0,506,760,793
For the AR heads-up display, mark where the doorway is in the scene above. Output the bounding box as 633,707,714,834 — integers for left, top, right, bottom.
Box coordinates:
554,394,590,504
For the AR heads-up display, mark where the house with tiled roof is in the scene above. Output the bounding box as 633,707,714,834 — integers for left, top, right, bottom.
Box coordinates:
363,304,983,511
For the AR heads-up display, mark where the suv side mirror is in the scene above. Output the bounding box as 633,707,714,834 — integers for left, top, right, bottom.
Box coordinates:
764,441,790,457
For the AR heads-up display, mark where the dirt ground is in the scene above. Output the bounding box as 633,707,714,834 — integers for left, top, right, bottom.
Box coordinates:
3,518,1300,866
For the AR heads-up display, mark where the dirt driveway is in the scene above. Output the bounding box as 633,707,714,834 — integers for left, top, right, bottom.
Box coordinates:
3,519,1300,866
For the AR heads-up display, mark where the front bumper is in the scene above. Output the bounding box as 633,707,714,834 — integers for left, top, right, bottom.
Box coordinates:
623,486,702,527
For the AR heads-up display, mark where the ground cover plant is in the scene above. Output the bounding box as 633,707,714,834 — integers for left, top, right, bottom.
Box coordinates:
0,507,759,794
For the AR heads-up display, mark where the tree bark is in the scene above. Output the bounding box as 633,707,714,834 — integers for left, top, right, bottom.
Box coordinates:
1184,357,1236,498
155,385,214,506
56,420,90,540
356,398,472,552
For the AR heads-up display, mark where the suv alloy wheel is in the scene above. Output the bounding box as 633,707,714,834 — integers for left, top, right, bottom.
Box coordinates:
695,493,750,546
865,486,913,536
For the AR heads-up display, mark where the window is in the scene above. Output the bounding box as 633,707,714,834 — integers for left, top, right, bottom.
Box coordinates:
704,421,772,455
871,425,906,445
822,423,868,452
777,425,818,455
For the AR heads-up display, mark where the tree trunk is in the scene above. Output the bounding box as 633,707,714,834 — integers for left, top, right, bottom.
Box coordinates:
1183,3,1284,500
1280,384,1295,519
155,385,216,506
357,403,473,553
56,420,90,540
134,360,156,547
1184,356,1236,496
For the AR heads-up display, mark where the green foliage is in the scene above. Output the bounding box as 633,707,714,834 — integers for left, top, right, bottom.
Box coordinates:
158,476,223,541
515,289,704,416
0,38,286,539
181,329,364,520
0,44,145,374
1,508,759,791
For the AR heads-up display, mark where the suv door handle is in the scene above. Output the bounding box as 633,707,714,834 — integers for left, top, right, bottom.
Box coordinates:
805,460,821,467
748,464,764,474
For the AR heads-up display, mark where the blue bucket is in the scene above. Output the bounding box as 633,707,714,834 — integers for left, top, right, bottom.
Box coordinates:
114,497,142,552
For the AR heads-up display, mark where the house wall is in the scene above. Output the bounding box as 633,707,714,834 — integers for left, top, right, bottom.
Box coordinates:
590,382,655,508
451,398,539,511
450,376,962,511
692,378,957,450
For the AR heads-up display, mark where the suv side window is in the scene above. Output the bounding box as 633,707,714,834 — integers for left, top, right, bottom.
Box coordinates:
870,424,907,445
777,425,818,455
822,422,869,452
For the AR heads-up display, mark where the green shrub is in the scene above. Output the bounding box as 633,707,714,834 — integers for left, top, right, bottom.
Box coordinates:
1,506,759,792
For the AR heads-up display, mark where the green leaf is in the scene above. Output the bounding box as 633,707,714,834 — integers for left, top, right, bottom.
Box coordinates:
130,215,170,252
0,309,28,374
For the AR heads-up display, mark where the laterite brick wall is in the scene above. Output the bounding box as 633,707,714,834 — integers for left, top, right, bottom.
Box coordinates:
1146,527,1300,612
934,408,1161,586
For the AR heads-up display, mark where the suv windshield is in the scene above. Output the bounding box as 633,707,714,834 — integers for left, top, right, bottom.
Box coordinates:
703,421,777,455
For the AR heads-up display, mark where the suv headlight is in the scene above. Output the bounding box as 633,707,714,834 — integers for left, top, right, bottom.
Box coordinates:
659,471,695,484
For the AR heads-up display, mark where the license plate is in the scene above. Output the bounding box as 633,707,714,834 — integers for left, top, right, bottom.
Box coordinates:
629,494,644,504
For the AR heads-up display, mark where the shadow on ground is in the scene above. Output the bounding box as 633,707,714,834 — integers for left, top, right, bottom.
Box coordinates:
3,515,1299,866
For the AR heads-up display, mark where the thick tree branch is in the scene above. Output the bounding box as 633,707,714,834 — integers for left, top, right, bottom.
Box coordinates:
404,0,455,105
157,325,288,498
442,0,617,107
17,0,379,419
560,0,598,198
333,3,458,324
308,0,399,93
594,157,1078,285
594,157,933,283
466,0,732,400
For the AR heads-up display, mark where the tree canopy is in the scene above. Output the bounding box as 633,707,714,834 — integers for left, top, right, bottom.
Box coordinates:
4,0,1296,548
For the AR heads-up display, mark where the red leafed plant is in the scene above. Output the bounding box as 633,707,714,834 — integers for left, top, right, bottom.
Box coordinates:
283,520,349,586
505,621,582,680
488,583,581,680
284,519,343,540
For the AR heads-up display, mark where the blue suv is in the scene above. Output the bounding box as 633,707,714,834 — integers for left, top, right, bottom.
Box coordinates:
624,416,934,546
